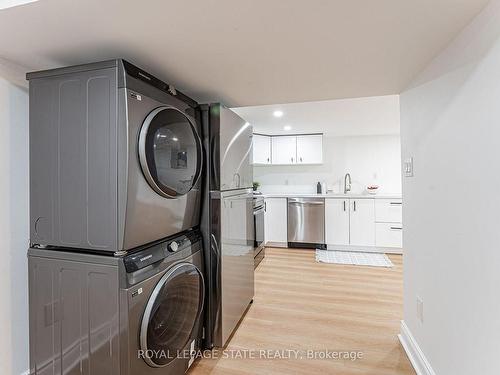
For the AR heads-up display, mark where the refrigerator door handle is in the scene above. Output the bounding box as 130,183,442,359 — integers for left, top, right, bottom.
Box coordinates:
211,233,220,257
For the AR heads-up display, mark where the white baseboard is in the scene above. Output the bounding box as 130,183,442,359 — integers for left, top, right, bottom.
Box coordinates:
264,241,287,248
265,242,403,254
398,320,436,375
327,244,403,255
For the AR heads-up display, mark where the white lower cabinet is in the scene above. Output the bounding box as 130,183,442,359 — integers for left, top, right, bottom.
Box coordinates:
375,199,403,249
325,199,350,245
375,223,403,248
349,199,375,246
375,199,402,223
264,198,288,245
325,198,375,247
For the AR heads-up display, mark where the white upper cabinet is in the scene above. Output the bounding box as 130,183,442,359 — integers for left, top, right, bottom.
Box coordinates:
296,134,323,164
261,134,323,165
253,134,272,164
272,136,297,164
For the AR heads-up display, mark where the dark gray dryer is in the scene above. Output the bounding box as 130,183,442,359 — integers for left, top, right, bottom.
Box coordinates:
27,60,203,254
28,229,205,375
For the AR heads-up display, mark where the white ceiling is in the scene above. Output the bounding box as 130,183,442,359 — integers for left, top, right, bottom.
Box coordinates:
232,95,400,136
0,0,489,106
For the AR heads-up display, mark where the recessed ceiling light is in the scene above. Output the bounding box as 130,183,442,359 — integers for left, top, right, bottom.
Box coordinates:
273,110,283,118
283,125,292,131
172,137,179,142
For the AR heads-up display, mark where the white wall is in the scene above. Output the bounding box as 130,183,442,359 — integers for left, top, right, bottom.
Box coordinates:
0,72,29,373
400,1,500,374
254,134,402,195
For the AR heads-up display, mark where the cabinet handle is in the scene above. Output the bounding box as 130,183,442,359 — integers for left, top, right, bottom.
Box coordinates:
291,157,294,163
267,157,270,162
390,202,402,205
300,157,303,162
343,200,346,211
353,201,356,212
390,226,402,230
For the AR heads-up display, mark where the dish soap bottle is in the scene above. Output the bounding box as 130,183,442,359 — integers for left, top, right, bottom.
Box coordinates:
316,182,322,194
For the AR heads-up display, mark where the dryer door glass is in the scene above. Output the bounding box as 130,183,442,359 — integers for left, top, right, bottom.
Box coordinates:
140,263,204,367
139,106,202,198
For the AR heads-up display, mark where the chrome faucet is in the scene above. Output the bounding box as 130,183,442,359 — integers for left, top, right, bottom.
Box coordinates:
344,173,351,194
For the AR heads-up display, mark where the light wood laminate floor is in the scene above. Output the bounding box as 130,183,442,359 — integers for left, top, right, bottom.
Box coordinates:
189,248,415,375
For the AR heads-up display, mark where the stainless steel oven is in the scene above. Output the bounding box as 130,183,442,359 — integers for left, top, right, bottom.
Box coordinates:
253,195,265,268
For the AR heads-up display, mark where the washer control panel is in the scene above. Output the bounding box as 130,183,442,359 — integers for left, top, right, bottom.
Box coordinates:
168,241,179,252
123,229,202,273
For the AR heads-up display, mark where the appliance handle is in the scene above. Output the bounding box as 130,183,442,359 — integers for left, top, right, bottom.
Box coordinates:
220,189,253,199
210,234,220,257
253,207,265,215
288,201,324,206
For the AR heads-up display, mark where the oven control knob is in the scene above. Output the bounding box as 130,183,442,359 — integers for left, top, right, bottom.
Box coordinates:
169,241,179,252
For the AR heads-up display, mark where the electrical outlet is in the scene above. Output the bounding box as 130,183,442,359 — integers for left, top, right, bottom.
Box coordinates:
403,157,414,177
416,296,424,323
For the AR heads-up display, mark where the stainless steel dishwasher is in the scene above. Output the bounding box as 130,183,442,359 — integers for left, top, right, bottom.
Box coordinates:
287,198,326,249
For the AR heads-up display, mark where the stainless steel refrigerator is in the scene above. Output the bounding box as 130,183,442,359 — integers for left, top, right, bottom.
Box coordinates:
200,103,254,348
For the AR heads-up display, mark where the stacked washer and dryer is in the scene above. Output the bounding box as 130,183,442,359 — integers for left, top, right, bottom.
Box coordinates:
27,60,207,375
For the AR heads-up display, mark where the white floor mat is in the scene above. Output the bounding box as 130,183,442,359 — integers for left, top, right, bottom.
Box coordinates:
315,250,393,268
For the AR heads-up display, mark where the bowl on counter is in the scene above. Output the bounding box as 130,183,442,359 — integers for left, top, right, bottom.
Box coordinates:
366,185,379,195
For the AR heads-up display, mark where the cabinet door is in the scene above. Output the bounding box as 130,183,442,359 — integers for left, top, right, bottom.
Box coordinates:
253,134,271,164
375,199,402,223
349,199,375,246
264,198,288,244
325,199,350,245
296,135,323,164
375,223,403,248
271,136,297,164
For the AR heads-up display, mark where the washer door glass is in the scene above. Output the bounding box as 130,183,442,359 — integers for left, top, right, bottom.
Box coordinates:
140,263,204,368
139,106,202,198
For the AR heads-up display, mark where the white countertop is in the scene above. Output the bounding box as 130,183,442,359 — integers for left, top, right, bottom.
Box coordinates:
261,193,402,200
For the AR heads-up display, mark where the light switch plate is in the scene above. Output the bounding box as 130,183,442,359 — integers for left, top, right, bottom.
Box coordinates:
403,157,414,177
